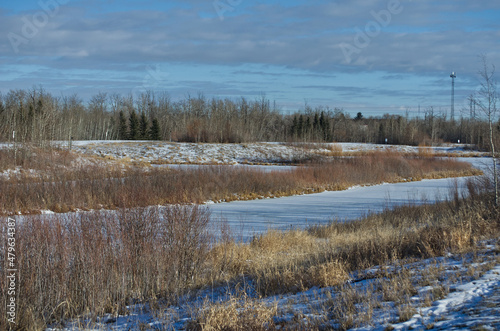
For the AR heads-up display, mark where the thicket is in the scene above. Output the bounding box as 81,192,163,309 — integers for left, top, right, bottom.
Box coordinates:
1,88,498,149
0,205,212,329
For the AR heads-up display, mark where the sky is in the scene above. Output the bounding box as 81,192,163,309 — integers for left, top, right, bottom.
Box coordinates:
1,0,500,116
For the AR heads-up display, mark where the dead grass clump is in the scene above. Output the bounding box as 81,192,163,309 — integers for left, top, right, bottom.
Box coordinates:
249,230,317,255
418,262,445,287
251,259,349,296
397,304,416,323
379,268,418,303
321,143,343,157
0,144,77,172
206,241,254,281
417,144,434,158
189,297,277,331
328,283,366,330
308,260,350,288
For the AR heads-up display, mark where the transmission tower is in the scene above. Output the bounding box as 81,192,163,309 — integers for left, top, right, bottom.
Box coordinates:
450,72,456,120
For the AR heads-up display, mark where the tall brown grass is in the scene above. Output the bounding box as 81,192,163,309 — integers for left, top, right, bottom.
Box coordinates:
0,148,480,216
0,205,211,330
0,145,76,172
189,183,499,330
0,147,491,329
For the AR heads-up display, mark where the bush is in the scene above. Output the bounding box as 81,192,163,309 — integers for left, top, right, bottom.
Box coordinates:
0,205,211,329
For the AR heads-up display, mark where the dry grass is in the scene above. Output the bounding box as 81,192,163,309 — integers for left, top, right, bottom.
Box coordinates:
0,146,495,329
0,205,212,330
1,185,498,329
0,145,78,173
188,297,278,331
0,148,480,215
202,180,499,300
417,144,434,158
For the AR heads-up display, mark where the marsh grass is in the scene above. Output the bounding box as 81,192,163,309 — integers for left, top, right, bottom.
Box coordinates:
192,183,499,329
188,297,278,331
1,186,498,329
0,205,211,330
0,148,481,216
0,146,495,330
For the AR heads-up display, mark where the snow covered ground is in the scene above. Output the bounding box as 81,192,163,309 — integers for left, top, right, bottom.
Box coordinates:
52,241,499,330
62,141,485,165
0,141,488,180
390,262,500,330
68,141,310,165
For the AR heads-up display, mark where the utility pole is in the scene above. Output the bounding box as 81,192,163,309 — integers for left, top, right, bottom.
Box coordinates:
450,72,456,120
13,131,17,165
468,95,473,119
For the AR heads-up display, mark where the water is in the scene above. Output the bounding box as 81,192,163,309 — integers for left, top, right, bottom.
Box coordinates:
208,158,491,241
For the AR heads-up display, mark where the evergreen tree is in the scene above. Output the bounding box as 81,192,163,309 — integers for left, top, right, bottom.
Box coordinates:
118,111,128,140
149,118,161,140
140,111,149,139
378,123,386,144
291,116,298,139
323,117,331,141
313,113,319,131
128,110,139,140
318,112,331,141
298,115,304,138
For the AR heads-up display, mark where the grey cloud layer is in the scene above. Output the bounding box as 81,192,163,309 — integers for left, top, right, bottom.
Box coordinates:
1,0,499,104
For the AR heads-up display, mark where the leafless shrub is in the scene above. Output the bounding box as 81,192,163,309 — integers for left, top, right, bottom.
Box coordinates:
0,205,211,329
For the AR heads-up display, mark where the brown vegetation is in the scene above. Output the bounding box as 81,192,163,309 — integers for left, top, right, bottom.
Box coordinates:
189,182,499,330
0,205,211,330
0,147,480,216
1,177,498,329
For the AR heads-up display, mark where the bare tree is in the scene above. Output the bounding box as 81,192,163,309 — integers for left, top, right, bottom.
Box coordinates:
475,55,498,205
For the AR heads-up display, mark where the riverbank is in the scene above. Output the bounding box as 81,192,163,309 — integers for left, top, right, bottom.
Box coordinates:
0,146,479,216
13,181,496,330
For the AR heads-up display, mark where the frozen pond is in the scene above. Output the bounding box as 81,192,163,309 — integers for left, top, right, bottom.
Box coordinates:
208,177,474,241
208,157,492,241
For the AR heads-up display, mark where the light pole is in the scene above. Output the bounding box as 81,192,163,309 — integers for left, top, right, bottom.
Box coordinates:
450,72,456,120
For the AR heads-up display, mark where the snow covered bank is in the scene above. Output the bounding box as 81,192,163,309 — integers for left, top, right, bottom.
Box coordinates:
63,141,486,165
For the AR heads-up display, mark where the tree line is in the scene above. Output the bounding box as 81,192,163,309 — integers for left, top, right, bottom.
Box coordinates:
0,87,498,150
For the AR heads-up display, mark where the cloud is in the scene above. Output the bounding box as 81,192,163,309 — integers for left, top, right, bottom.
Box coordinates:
0,0,499,113
2,0,499,73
